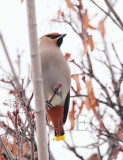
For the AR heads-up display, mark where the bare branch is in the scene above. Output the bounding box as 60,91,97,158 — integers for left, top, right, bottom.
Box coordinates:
104,0,123,29
0,32,21,89
90,0,123,31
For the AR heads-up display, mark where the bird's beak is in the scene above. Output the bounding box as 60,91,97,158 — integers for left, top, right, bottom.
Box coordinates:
58,34,66,39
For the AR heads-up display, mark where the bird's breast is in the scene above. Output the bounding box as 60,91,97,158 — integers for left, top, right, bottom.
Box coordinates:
40,47,71,106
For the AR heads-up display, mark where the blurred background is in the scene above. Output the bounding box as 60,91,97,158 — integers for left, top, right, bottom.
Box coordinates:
0,0,123,160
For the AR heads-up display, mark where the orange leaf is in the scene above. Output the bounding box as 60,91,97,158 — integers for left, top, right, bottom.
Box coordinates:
71,74,81,93
99,20,105,38
69,101,76,130
10,90,18,95
65,53,71,61
87,35,94,51
65,0,76,11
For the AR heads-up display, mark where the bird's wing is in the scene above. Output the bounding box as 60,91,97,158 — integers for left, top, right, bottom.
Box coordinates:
63,91,70,124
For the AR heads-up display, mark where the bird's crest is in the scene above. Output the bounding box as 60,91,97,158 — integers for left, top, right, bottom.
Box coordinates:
39,32,61,40
46,32,61,36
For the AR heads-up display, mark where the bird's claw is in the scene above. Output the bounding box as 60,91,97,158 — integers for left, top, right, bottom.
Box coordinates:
53,87,62,97
45,100,52,110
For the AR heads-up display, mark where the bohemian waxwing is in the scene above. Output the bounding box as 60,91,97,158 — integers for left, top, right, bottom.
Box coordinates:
39,33,71,141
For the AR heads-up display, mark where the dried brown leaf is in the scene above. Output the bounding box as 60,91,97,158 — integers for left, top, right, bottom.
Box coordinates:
120,95,123,105
22,141,30,154
78,101,84,115
82,11,89,28
87,35,94,51
65,0,76,11
99,20,105,38
69,101,76,130
88,24,96,30
84,98,91,110
12,143,17,157
65,53,71,61
83,39,88,54
0,148,4,160
88,154,100,160
82,11,96,30
57,9,64,19
86,81,98,113
2,135,12,152
71,74,81,93
79,1,83,10
118,131,123,142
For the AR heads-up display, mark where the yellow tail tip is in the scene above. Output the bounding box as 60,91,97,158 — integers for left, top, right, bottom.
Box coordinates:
54,134,65,141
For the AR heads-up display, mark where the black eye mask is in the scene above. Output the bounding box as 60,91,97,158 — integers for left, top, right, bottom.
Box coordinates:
46,34,66,47
46,35,60,39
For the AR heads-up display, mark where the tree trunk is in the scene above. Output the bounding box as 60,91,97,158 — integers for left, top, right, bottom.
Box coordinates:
26,0,49,160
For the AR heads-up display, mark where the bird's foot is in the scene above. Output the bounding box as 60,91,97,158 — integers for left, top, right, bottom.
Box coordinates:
45,100,52,110
53,87,62,97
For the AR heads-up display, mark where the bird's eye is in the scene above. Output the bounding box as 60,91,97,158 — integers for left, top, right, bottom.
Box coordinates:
47,35,59,39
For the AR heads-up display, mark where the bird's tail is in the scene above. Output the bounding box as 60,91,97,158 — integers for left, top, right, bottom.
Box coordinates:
54,127,65,141
46,106,65,141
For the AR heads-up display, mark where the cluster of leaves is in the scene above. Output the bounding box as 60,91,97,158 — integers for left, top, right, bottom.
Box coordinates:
0,78,36,160
0,136,31,160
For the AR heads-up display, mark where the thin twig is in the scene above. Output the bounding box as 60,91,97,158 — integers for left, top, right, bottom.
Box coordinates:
104,0,123,29
90,0,123,31
0,32,21,89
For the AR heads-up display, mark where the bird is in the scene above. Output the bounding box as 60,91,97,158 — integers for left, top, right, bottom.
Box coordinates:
39,33,71,141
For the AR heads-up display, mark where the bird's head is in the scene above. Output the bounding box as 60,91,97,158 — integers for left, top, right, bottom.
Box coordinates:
40,33,66,47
